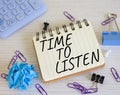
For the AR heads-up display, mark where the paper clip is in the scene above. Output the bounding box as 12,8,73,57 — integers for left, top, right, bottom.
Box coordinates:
101,17,115,25
8,50,27,69
110,67,120,82
15,50,27,62
35,83,48,95
83,88,98,94
63,11,75,22
67,82,97,94
1,73,8,79
102,13,120,45
67,82,85,91
8,55,18,69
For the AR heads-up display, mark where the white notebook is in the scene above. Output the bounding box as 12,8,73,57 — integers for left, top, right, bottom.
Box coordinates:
33,19,105,82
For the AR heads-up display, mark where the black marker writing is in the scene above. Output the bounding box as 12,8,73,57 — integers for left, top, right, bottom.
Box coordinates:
66,33,72,46
91,49,99,64
40,39,47,52
83,53,89,65
56,48,64,60
47,37,54,50
56,49,100,74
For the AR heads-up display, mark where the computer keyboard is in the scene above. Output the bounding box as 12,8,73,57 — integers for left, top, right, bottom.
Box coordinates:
0,0,47,38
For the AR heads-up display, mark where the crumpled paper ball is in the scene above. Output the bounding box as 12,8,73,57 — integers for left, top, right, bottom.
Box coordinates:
6,61,37,90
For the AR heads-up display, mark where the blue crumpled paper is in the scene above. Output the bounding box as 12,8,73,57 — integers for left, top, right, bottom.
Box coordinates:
6,61,37,90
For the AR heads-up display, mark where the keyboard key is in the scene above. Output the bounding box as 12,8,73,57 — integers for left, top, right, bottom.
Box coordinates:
0,7,8,15
3,13,13,20
16,12,24,21
4,0,12,4
16,0,24,4
28,0,41,10
7,18,16,26
0,15,2,18
20,1,29,10
24,7,33,16
0,19,4,25
8,2,16,9
0,23,7,32
12,8,21,15
0,1,3,8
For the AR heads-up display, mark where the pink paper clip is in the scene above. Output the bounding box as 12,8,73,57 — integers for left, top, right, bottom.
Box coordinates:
110,67,120,82
35,83,48,95
15,50,27,62
1,73,8,79
63,11,75,22
8,55,18,69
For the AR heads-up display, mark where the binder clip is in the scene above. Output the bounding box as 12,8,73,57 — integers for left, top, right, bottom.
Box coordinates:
67,73,105,94
91,73,105,90
102,13,120,45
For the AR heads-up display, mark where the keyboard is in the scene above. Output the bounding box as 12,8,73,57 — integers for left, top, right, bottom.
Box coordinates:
0,0,47,38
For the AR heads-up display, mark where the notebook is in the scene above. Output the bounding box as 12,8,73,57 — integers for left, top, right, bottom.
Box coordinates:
33,19,105,82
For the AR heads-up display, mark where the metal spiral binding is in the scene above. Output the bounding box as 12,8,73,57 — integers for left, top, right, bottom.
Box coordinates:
70,23,75,30
42,30,46,39
36,32,39,41
49,28,53,37
56,26,61,34
40,19,89,40
83,19,89,26
63,25,68,32
76,21,82,28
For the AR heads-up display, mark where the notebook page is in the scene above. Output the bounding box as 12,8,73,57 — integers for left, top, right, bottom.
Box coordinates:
33,20,104,82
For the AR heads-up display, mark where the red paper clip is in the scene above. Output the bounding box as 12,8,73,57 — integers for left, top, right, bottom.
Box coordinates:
63,11,75,22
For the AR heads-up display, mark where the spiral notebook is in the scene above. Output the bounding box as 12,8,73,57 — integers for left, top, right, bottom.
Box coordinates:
33,19,105,82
